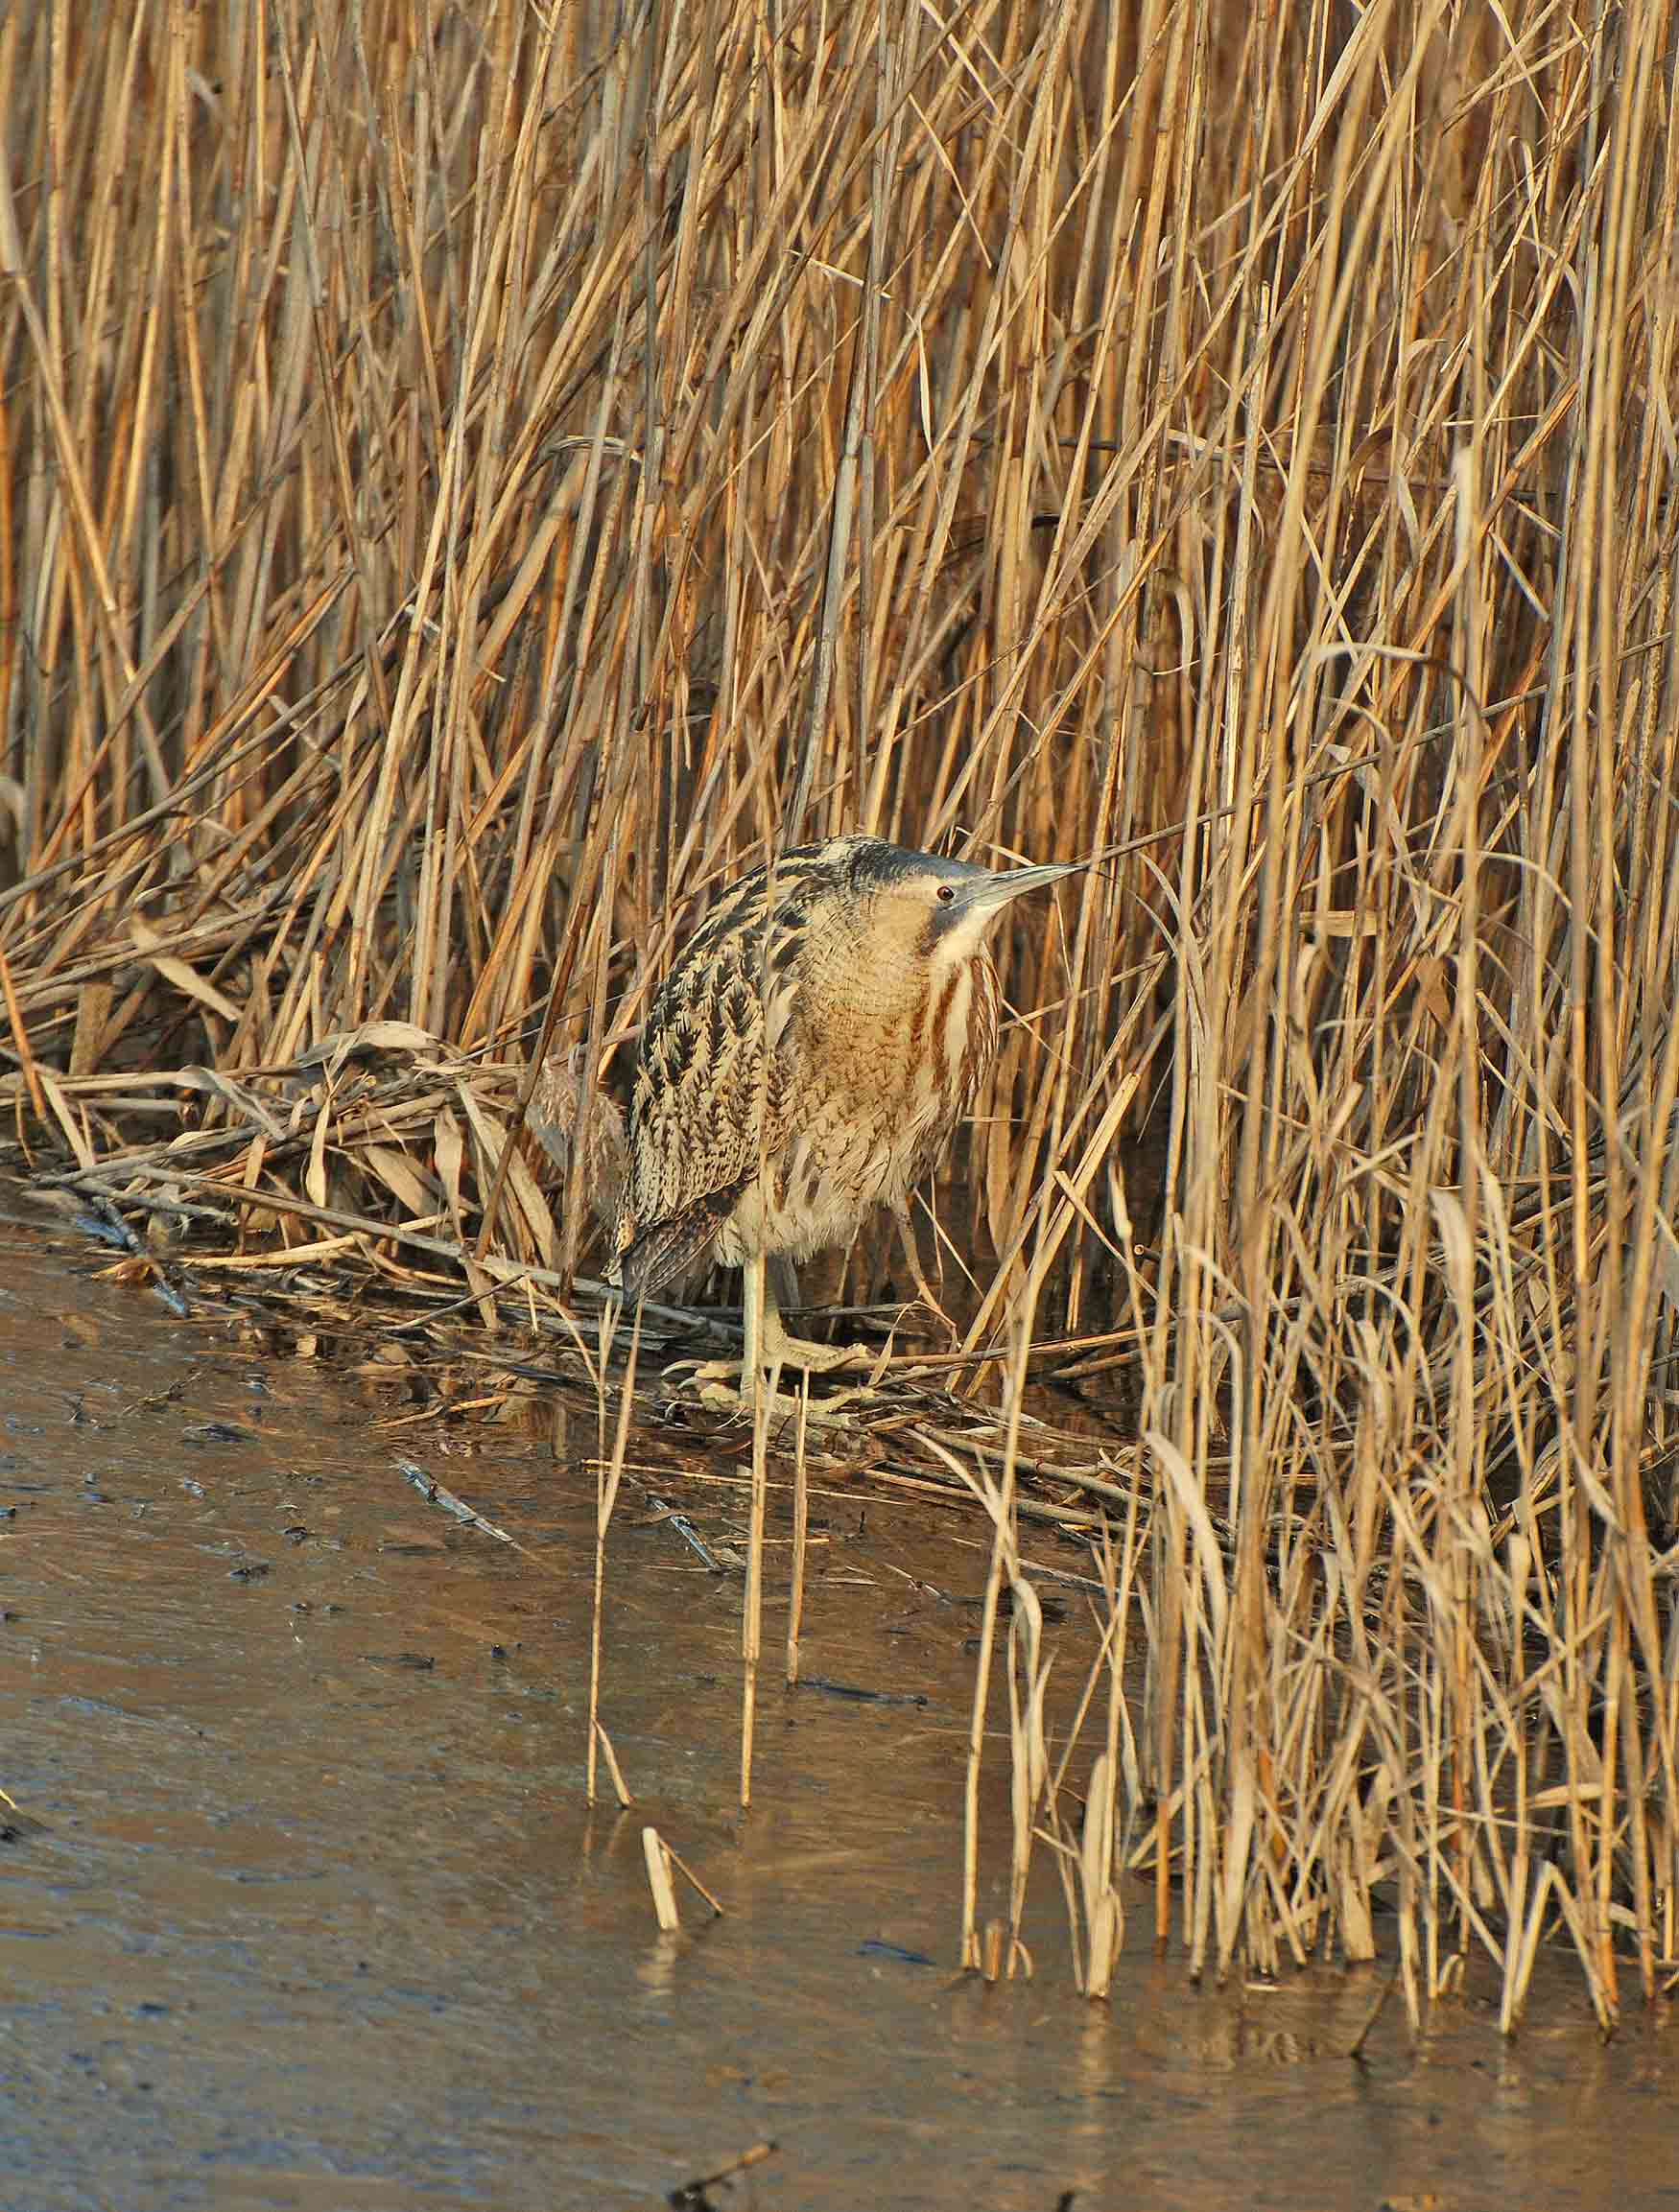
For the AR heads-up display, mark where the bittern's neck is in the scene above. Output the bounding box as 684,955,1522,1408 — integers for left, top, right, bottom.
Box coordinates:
804,918,938,1019
802,929,994,1099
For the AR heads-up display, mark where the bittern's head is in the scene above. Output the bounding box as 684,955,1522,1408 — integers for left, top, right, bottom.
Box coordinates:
809,836,1077,979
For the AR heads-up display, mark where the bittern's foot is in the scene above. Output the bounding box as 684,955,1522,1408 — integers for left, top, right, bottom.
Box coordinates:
663,1318,893,1424
663,1351,875,1426
760,1323,861,1377
659,1266,893,1424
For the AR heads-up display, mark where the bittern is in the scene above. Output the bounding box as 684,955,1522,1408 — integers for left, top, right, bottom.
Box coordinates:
604,835,1076,1403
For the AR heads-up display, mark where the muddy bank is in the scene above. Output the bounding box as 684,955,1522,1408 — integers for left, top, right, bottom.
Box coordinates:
1,1200,1674,2211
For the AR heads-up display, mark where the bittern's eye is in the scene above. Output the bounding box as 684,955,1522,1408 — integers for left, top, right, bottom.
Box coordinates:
936,884,956,904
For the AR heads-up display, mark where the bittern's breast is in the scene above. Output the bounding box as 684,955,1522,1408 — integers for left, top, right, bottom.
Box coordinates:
711,947,1002,1268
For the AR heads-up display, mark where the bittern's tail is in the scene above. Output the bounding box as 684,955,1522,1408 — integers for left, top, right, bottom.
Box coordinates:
616,1177,749,1301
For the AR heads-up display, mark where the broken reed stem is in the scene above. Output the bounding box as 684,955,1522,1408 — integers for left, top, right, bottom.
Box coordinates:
594,1723,632,1810
587,1299,638,1808
642,1824,680,1932
664,1839,725,1919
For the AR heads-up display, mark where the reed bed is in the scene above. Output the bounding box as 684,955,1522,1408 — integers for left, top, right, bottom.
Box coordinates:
3,0,1676,2027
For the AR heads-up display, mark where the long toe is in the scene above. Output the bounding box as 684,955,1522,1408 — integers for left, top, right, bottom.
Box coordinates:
662,1355,868,1427
764,1330,862,1377
722,1378,866,1428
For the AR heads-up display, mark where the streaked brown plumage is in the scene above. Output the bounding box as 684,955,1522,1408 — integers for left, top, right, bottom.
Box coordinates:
606,835,1075,1387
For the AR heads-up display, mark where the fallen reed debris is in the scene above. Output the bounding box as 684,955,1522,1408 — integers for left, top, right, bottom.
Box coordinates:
642,1826,681,1933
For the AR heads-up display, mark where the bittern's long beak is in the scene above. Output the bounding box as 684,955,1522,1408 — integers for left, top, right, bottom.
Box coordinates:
950,859,1082,918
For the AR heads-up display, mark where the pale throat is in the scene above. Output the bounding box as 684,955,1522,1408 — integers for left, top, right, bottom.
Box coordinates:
799,917,981,1108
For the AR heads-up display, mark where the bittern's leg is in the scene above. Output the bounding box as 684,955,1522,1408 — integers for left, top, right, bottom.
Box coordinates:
758,1260,860,1377
679,1253,867,1420
890,1202,948,1326
767,1254,800,1316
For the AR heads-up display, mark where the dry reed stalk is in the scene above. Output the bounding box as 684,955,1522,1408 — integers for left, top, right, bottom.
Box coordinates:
785,1377,812,1688
940,1306,1051,1977
1,0,1676,2020
588,1300,639,1807
950,1414,1011,1975
740,1251,773,1810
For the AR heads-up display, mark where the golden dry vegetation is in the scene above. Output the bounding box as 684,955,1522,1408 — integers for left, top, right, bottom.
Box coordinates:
2,0,1677,2027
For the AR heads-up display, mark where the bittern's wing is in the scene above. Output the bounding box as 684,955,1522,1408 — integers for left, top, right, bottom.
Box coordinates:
612,872,811,1299
614,1174,752,1301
